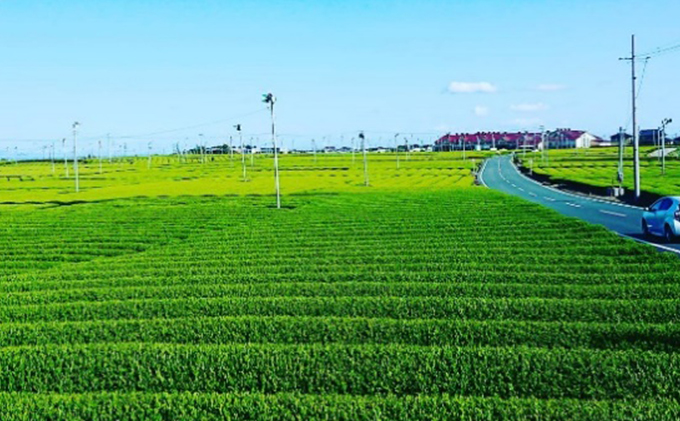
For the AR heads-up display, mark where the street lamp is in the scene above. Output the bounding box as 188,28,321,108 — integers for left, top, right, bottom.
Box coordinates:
263,93,281,209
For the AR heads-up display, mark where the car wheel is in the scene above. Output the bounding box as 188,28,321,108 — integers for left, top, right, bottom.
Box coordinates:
665,225,675,244
642,220,650,238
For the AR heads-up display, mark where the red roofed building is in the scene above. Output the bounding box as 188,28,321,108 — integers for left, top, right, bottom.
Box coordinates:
434,129,601,151
434,131,543,151
545,129,601,149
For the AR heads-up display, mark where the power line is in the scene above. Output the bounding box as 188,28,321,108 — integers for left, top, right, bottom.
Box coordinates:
0,108,268,144
110,108,268,140
639,42,680,58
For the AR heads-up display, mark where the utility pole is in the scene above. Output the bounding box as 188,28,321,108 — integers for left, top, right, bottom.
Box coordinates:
617,127,625,190
235,124,246,181
620,35,641,202
263,93,280,209
360,132,369,186
72,122,80,193
148,142,152,170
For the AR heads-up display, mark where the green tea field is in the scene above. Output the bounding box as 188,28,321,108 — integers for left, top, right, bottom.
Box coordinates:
0,153,679,419
519,146,680,198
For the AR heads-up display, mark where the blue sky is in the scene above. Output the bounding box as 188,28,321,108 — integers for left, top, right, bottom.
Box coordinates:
0,0,679,156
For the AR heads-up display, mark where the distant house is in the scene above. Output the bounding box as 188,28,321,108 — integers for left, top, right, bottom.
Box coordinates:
544,129,600,149
607,132,633,146
639,129,664,146
434,129,600,151
259,147,283,154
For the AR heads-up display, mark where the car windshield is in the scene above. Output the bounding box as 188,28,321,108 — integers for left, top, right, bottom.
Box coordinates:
650,200,663,211
659,199,673,211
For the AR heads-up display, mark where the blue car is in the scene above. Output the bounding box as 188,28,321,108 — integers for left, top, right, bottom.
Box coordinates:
642,196,680,242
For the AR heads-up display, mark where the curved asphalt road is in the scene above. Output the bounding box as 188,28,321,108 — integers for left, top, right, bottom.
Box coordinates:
480,154,680,255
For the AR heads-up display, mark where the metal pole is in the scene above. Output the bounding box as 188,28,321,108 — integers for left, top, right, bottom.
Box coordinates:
661,119,672,175
618,127,624,189
72,122,80,193
406,135,411,160
463,135,466,160
250,137,255,167
62,138,68,177
229,136,234,161
545,130,549,166
238,125,246,181
360,132,369,186
395,133,400,169
262,93,280,208
271,101,280,208
351,137,356,165
107,134,111,163
198,134,204,164
630,35,641,201
99,140,103,174
51,142,55,174
660,126,664,171
312,139,317,164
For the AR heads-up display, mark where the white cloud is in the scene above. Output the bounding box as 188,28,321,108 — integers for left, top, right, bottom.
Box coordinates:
512,117,543,127
447,81,497,94
510,102,549,112
474,106,489,117
536,84,566,92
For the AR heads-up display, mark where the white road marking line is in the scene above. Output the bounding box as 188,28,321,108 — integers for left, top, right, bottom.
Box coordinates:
511,183,517,188
482,157,680,257
566,202,582,208
529,192,537,197
599,209,627,218
478,159,489,187
505,158,644,210
517,187,525,192
619,233,680,255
